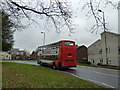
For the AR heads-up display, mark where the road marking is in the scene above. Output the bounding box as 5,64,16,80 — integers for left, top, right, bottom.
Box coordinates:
62,71,115,88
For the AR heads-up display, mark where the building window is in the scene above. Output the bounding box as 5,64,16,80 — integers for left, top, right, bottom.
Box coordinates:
99,49,102,54
118,59,120,66
108,59,112,63
6,55,8,58
100,59,103,63
107,48,110,53
118,49,120,54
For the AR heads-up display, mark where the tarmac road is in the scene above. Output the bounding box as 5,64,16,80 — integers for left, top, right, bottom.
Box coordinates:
62,65,120,89
2,60,120,89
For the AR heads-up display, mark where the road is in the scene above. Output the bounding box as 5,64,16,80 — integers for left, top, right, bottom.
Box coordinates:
2,60,120,89
62,65,120,89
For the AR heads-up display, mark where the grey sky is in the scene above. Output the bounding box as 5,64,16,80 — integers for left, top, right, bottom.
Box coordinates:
13,0,119,53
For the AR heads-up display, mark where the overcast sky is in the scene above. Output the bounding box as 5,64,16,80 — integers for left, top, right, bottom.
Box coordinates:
13,0,119,53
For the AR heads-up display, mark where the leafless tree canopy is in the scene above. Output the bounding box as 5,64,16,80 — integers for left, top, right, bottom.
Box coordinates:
2,0,118,33
82,0,117,33
2,0,73,32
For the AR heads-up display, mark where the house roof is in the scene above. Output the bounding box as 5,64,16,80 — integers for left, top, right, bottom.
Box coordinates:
76,45,87,50
101,31,120,36
88,39,101,48
88,31,120,48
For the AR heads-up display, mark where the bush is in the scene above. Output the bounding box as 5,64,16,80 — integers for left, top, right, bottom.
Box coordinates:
86,61,91,65
97,63,101,66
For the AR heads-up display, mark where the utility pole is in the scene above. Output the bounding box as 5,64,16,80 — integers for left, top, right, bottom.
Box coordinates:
41,31,45,46
98,9,108,66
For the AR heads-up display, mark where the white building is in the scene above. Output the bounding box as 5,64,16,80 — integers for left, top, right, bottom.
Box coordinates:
88,31,120,66
88,1,120,66
0,51,11,60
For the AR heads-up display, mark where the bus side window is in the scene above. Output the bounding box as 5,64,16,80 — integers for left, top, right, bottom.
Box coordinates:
54,46,56,49
56,45,61,48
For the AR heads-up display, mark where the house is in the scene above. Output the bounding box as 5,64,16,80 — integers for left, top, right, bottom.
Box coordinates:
76,45,88,64
0,51,11,60
8,48,30,60
8,48,19,59
88,31,120,66
88,40,101,65
17,50,26,60
30,51,37,60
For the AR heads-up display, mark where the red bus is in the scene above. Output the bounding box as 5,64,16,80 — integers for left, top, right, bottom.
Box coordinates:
37,40,76,69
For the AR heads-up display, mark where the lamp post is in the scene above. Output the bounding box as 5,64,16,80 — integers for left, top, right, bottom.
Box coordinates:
41,31,45,46
98,9,108,66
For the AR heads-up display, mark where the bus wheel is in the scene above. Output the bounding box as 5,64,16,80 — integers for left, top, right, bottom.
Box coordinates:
52,64,57,70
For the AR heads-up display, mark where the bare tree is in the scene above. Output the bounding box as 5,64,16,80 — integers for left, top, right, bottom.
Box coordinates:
2,0,118,33
2,0,73,33
81,0,118,33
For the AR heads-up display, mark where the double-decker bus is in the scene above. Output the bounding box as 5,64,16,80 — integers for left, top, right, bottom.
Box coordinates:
37,40,76,69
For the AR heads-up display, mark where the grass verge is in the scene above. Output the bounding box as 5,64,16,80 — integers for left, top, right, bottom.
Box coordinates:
2,62,105,88
77,63,120,70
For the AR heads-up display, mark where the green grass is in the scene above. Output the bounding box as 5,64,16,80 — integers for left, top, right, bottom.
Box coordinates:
2,62,105,88
78,63,120,70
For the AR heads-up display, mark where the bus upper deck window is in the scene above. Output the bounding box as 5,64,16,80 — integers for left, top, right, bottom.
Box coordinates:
64,41,74,46
55,43,61,48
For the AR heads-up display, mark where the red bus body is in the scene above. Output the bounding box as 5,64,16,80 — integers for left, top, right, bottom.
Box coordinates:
58,40,76,68
37,40,76,69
